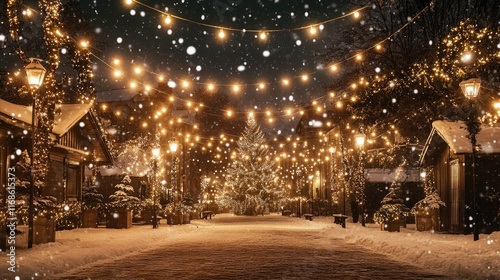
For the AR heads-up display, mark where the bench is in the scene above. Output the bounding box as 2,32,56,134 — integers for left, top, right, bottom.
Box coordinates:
304,214,313,221
333,214,348,228
282,210,292,216
201,211,214,220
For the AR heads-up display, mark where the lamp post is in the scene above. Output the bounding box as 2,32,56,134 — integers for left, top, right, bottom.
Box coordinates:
459,78,481,241
25,58,46,249
169,137,179,222
296,169,302,218
151,146,160,229
354,132,366,227
329,146,342,215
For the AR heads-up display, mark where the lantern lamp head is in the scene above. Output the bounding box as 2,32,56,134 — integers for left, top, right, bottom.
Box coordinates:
459,78,481,99
25,58,46,88
169,138,179,153
152,147,161,158
354,132,366,148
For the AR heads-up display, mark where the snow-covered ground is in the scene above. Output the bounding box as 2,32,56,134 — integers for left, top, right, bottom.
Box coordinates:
2,214,499,279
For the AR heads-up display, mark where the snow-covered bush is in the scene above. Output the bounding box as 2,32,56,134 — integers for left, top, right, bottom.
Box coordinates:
108,174,140,210
411,167,445,214
82,181,104,210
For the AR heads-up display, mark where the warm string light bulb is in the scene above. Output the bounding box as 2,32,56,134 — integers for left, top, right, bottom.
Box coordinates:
309,26,318,35
218,29,226,39
164,15,172,25
259,32,267,41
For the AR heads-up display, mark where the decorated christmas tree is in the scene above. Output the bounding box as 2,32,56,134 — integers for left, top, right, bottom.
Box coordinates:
108,174,140,210
222,115,285,215
374,163,410,225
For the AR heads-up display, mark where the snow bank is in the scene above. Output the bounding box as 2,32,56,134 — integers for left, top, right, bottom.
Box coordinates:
3,214,499,279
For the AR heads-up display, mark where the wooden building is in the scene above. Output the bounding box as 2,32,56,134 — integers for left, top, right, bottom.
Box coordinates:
419,120,500,234
0,98,113,204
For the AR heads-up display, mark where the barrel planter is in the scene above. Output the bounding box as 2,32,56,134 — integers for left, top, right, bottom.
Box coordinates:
106,208,132,229
183,213,191,224
190,209,200,220
381,220,400,232
415,208,439,231
81,209,99,228
34,217,56,244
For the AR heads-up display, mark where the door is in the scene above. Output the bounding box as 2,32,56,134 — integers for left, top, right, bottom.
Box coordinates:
450,160,460,231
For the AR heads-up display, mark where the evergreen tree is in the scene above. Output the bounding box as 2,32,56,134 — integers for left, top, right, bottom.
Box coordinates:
14,149,56,223
108,174,140,209
222,115,284,215
14,150,32,224
82,180,104,210
374,163,410,224
412,167,445,213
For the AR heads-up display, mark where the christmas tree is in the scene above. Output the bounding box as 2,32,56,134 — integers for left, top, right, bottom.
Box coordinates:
14,150,32,224
108,174,140,210
412,167,445,213
14,149,57,223
82,179,104,210
374,163,410,225
222,115,284,215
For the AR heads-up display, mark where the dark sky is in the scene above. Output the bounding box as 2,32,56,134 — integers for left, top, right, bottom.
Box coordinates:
83,0,353,134
0,0,355,135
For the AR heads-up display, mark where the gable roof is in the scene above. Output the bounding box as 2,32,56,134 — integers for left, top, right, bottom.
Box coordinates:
0,98,91,136
419,120,500,166
432,120,500,154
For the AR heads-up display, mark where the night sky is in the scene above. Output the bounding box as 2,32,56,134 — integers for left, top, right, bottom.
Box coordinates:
83,0,353,134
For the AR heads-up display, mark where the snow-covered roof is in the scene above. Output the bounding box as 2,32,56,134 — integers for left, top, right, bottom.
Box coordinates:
432,120,500,154
0,98,91,136
366,168,420,183
96,88,137,102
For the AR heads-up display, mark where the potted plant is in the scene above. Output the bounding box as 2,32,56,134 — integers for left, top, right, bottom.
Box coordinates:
81,181,104,228
412,167,445,231
106,174,140,229
374,165,410,232
12,150,57,244
56,201,82,230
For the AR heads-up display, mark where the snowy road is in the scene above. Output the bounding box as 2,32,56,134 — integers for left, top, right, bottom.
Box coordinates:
53,215,451,280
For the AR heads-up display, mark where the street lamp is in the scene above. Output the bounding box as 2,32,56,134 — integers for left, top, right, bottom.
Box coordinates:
459,78,481,99
460,78,481,241
329,146,344,215
25,57,46,249
296,169,302,218
169,137,179,222
354,132,366,227
150,146,160,229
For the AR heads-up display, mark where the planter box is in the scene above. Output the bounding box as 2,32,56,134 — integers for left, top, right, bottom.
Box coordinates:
34,217,56,244
1,224,29,250
183,213,191,224
415,209,439,231
81,209,99,228
190,210,200,220
106,209,132,229
381,220,400,232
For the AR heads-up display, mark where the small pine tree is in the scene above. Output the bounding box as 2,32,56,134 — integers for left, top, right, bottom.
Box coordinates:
82,180,104,210
108,174,140,209
412,167,445,213
374,163,410,224
13,149,57,222
14,150,31,223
